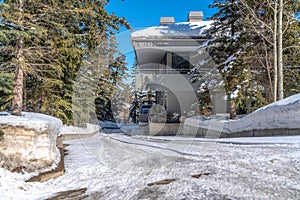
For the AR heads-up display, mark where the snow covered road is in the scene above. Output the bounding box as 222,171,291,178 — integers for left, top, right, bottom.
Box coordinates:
1,133,300,199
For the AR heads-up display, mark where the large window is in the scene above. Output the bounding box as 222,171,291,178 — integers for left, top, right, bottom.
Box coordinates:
172,52,190,74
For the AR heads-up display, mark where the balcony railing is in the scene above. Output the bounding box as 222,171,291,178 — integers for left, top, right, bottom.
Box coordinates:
134,68,191,75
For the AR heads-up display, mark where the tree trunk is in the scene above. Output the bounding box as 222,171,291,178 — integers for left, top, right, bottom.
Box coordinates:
278,0,284,100
273,0,278,102
23,71,27,111
229,98,237,120
11,0,25,116
12,37,25,116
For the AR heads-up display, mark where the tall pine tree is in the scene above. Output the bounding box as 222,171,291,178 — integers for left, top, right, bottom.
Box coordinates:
205,0,250,119
0,0,130,124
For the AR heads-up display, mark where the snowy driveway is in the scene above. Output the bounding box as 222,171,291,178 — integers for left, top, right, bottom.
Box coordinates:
1,133,300,199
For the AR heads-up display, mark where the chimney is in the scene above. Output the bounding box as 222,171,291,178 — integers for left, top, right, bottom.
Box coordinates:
188,11,203,22
160,17,175,25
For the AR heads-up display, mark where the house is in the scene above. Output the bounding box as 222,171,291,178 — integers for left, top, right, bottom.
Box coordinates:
131,11,227,119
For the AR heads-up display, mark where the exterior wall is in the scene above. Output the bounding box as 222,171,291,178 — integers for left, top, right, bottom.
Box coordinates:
166,91,197,114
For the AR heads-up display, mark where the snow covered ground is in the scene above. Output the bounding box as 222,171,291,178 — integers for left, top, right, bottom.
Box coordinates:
61,123,99,135
1,132,300,199
185,93,300,135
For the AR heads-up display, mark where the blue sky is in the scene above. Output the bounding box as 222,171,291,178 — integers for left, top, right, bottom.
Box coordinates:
105,0,216,71
106,0,215,30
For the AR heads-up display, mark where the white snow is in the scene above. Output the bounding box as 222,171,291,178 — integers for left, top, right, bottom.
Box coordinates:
131,21,213,38
185,93,300,134
61,123,99,135
0,112,62,133
1,133,300,199
0,112,63,172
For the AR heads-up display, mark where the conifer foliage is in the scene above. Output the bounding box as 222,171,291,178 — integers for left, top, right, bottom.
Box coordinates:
199,0,300,118
205,0,251,119
0,0,130,124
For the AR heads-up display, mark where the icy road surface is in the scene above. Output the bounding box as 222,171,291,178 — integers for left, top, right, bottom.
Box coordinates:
1,134,300,199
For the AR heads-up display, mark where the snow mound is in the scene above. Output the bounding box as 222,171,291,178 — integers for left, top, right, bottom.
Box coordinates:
131,21,213,38
61,123,99,135
0,112,62,172
0,112,62,133
185,93,300,134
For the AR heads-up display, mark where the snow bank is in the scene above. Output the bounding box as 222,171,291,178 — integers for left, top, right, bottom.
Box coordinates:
0,112,62,134
61,123,99,135
184,93,300,136
0,112,62,172
131,21,213,38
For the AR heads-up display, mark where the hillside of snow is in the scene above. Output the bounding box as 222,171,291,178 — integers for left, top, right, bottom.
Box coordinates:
185,93,300,135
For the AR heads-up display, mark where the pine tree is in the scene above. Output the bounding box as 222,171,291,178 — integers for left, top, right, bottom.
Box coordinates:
0,1,63,116
203,0,299,117
55,0,129,125
0,0,130,125
0,72,13,110
205,0,250,119
282,1,300,97
239,0,300,100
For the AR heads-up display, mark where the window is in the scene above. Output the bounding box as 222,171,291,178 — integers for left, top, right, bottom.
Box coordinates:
172,52,190,74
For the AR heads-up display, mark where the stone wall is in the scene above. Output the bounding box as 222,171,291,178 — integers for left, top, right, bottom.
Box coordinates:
149,122,183,136
0,112,62,172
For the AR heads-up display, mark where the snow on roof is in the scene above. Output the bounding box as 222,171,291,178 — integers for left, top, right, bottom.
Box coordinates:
131,21,213,39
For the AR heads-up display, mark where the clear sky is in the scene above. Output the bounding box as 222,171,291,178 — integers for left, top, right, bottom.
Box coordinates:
106,0,216,30
105,0,216,72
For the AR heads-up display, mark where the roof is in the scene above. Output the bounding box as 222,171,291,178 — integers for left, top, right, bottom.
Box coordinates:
131,21,213,39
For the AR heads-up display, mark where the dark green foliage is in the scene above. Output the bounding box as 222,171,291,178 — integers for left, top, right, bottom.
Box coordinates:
0,0,129,124
282,4,300,97
236,81,267,114
200,0,299,116
0,130,4,140
0,72,14,110
204,0,251,118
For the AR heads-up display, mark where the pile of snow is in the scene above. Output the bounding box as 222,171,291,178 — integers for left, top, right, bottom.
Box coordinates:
0,112,62,134
61,123,99,135
185,93,300,134
0,112,62,172
131,21,213,38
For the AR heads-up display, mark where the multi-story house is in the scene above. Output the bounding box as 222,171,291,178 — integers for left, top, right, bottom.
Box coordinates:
131,11,227,120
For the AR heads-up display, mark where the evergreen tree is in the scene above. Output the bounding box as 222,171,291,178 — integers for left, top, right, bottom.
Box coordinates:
239,0,300,100
282,1,300,97
205,0,250,119
202,0,299,117
51,0,129,125
0,0,62,116
0,0,130,124
0,72,13,110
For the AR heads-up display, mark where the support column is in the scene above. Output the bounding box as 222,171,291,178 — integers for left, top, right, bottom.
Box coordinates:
166,52,172,71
